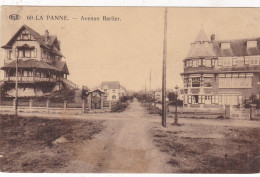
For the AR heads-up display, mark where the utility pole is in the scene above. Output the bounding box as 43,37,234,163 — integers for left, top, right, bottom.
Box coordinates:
162,7,168,127
15,52,18,116
150,68,152,91
145,80,147,106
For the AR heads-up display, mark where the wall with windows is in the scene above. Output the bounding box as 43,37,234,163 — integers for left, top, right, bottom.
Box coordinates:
217,56,260,68
184,58,216,70
182,72,259,107
7,40,41,63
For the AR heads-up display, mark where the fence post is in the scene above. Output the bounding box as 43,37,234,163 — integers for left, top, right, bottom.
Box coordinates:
29,99,33,112
88,95,92,111
82,101,85,113
109,101,112,111
250,104,256,120
46,99,49,113
64,101,67,111
101,94,104,110
225,105,230,119
13,99,16,111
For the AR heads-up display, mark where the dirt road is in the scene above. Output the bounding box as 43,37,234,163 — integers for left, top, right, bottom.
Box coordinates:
61,100,172,173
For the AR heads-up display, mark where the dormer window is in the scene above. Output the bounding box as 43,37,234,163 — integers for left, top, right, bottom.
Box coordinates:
221,42,230,49
247,41,257,48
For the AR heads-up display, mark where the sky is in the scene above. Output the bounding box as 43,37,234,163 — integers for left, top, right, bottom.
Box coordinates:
1,7,260,91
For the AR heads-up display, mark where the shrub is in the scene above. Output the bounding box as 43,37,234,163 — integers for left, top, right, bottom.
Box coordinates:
111,101,129,112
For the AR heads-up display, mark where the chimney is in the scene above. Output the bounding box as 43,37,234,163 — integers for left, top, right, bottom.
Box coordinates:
211,34,215,42
45,29,49,45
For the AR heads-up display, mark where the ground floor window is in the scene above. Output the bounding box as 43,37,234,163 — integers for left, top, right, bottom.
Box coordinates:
218,94,239,105
187,95,218,104
219,73,253,88
188,95,199,104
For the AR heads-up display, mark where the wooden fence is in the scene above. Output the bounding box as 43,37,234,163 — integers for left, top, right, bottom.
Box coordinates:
0,99,111,114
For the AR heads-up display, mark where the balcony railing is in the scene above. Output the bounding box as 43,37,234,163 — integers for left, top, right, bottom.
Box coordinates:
4,76,56,83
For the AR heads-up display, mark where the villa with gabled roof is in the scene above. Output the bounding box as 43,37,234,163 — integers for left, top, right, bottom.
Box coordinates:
98,81,128,101
1,25,78,97
181,28,260,109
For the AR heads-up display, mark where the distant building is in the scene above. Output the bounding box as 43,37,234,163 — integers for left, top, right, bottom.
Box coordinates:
181,28,260,109
98,81,128,101
1,25,78,97
154,91,169,103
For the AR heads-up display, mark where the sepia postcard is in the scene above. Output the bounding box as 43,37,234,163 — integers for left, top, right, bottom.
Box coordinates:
0,4,260,174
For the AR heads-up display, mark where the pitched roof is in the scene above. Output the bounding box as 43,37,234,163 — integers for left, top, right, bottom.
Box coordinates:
1,59,58,71
186,29,260,58
187,28,216,58
53,60,69,74
194,28,209,42
213,38,260,57
1,25,62,56
101,81,120,89
187,43,216,58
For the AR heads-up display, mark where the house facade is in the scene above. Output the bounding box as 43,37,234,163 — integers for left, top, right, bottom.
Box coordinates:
1,25,78,97
181,28,260,109
98,81,128,101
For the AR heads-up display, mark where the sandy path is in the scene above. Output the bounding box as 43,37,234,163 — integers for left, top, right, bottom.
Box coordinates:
62,100,172,173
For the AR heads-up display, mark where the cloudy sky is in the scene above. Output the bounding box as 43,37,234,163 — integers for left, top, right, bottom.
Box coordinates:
1,7,260,91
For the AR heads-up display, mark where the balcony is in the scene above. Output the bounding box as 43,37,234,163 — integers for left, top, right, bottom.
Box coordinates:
4,76,56,83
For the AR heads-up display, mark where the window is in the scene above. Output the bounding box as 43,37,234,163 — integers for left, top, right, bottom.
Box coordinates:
36,71,40,77
202,59,205,66
7,50,12,60
112,95,116,99
24,71,28,77
245,57,249,65
232,58,237,66
184,77,189,87
193,60,198,67
192,95,199,104
198,59,202,66
204,77,212,87
22,34,29,40
248,56,260,66
205,95,212,104
189,60,192,67
212,59,215,66
205,60,212,67
192,77,200,87
247,41,257,48
222,58,232,66
221,42,230,49
218,59,222,66
219,94,239,105
18,49,31,58
31,48,37,58
219,73,253,88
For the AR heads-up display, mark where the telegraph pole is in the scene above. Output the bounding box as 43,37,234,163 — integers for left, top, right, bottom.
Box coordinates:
15,53,18,116
150,68,152,91
144,80,147,106
162,8,168,127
